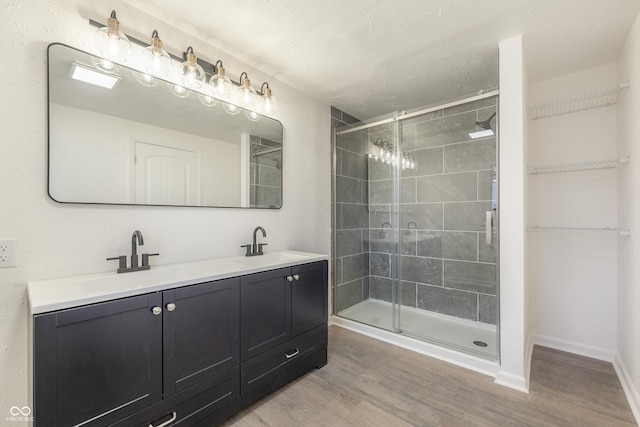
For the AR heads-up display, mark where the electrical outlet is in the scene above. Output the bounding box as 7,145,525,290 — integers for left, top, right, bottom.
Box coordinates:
0,239,17,268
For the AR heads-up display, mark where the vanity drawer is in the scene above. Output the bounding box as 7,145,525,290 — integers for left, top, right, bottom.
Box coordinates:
110,366,239,427
241,324,327,395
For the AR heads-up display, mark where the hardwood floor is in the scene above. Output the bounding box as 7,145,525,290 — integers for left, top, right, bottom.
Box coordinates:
221,326,637,426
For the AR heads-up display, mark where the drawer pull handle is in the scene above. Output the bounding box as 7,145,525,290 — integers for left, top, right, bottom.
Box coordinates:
166,303,176,312
285,349,300,359
149,412,177,427
286,275,295,282
151,306,162,316
293,274,300,281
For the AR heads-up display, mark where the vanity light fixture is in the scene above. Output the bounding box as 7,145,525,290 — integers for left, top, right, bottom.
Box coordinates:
70,62,121,89
368,138,415,170
210,60,234,100
88,12,279,115
260,82,277,114
141,30,171,77
237,72,258,109
94,10,132,63
179,46,206,89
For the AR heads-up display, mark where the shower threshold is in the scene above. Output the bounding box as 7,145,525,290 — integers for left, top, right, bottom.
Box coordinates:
337,299,498,360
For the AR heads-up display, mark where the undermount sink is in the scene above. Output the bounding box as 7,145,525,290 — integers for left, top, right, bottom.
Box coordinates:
235,251,309,267
79,266,207,292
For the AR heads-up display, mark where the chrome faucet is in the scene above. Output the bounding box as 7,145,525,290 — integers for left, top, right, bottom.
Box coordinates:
107,230,159,273
241,226,267,257
131,230,144,268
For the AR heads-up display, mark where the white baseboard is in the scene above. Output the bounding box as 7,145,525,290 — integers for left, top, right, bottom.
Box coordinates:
494,370,529,393
530,334,615,362
613,354,640,426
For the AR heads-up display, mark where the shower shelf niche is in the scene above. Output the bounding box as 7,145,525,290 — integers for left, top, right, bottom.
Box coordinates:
527,226,631,236
527,82,629,120
528,157,630,174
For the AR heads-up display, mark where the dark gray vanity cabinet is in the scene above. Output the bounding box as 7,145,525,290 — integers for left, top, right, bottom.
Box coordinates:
33,277,240,427
240,261,328,403
32,259,328,427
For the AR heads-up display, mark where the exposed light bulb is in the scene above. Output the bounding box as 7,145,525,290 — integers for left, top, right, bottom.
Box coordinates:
168,82,189,98
237,72,257,108
179,46,205,89
259,82,277,115
141,30,171,77
198,93,217,107
94,10,131,63
133,71,157,87
90,56,118,74
223,102,241,115
245,110,261,122
210,61,234,100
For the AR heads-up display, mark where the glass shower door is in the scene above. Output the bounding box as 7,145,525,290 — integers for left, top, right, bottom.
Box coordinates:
396,97,499,359
334,117,401,332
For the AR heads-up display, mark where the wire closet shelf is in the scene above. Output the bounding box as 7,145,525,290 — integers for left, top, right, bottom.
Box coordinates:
527,157,630,174
527,226,631,236
527,82,629,120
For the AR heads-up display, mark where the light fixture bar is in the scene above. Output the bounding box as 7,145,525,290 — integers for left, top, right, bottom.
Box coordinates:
70,62,121,89
87,18,267,95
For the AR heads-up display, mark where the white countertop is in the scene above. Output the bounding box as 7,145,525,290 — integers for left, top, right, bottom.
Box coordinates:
28,250,328,314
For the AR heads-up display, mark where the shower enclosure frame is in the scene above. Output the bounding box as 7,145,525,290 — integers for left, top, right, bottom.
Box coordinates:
331,89,501,362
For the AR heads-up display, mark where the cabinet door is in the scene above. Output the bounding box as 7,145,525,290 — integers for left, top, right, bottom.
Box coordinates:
34,293,162,427
291,261,328,337
163,277,240,396
241,267,291,360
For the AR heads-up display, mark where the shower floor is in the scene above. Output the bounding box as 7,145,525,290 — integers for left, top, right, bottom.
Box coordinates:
338,299,498,359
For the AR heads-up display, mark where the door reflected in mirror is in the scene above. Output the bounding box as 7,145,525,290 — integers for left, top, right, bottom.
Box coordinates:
47,43,283,208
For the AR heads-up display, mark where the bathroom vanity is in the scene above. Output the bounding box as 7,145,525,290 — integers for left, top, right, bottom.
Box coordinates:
28,251,328,427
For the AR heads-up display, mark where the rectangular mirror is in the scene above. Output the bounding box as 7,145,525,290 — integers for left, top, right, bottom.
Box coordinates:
47,43,283,208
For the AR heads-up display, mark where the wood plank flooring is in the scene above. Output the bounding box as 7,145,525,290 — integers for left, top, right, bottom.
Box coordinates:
221,326,637,426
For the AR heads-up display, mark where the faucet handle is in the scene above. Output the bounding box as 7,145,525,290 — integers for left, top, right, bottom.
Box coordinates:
107,255,127,270
142,253,159,267
241,244,252,256
257,243,268,255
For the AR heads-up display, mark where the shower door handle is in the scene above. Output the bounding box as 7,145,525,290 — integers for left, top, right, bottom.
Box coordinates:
485,211,493,245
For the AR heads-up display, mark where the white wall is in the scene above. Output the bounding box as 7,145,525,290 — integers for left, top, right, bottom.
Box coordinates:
0,0,331,413
50,104,242,206
616,11,640,422
496,34,529,392
528,64,619,360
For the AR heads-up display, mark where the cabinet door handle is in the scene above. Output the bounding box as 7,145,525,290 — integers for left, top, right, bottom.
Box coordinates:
166,303,176,312
286,275,294,282
151,306,162,316
285,348,300,359
149,412,177,427
293,274,300,281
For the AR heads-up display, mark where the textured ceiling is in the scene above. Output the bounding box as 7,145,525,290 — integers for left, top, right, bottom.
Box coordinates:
68,0,640,119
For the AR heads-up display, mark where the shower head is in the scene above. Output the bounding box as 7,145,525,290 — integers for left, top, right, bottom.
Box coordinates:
475,112,496,130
